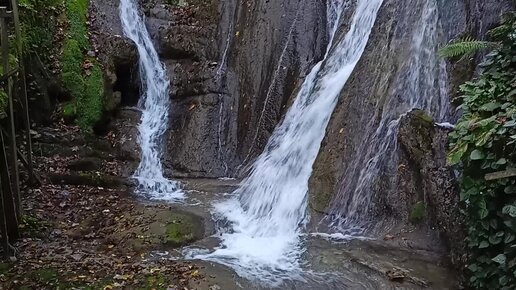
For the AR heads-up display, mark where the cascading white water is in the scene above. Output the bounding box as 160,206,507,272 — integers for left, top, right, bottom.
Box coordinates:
327,0,449,231
120,0,183,200
188,0,383,284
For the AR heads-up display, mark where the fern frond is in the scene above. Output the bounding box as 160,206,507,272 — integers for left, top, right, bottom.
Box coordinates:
438,37,497,58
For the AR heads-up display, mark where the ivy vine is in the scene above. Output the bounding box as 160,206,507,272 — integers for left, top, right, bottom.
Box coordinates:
448,13,516,289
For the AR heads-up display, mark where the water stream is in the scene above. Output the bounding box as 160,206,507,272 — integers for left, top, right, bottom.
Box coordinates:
187,0,384,284
120,0,183,201
326,0,449,232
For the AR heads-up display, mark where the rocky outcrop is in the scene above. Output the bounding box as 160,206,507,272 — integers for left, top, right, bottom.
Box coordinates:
89,0,328,178
396,110,465,267
163,0,328,177
308,0,513,270
310,0,421,218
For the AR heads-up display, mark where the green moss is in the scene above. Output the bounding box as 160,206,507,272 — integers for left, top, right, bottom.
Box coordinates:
59,0,105,130
66,0,89,49
144,273,167,290
409,202,426,223
62,71,84,93
78,62,104,128
62,40,82,75
62,101,77,120
21,215,48,232
165,214,197,247
36,268,59,283
0,262,12,274
412,109,434,124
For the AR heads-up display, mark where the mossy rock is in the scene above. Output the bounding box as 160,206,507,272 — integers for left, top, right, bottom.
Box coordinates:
111,209,204,252
62,102,77,122
166,0,188,6
78,63,104,129
411,109,433,126
409,201,427,224
59,1,106,130
164,213,202,247
0,262,11,274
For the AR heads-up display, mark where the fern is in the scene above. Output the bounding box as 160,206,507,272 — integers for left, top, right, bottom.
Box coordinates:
438,37,497,58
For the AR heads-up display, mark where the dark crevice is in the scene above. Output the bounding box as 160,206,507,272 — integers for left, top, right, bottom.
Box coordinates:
113,62,140,107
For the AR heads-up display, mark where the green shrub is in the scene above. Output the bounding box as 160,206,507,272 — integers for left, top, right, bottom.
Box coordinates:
19,0,62,56
448,13,516,290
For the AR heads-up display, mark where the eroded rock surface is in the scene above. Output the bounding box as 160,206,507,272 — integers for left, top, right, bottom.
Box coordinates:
164,0,328,177
397,110,465,268
89,0,328,178
309,0,513,272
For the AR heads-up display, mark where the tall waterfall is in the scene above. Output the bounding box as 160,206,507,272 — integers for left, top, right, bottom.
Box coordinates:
327,0,449,231
189,0,383,284
120,0,183,200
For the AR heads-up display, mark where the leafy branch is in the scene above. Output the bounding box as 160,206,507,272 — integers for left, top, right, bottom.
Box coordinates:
439,37,498,58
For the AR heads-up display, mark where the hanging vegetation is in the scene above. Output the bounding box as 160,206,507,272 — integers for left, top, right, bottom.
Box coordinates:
447,13,516,289
19,0,104,130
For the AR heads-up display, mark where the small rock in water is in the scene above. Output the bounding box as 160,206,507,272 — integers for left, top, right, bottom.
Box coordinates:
383,234,395,240
386,267,407,282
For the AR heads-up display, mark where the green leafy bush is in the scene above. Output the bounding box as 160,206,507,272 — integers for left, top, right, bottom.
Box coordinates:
19,0,63,56
448,13,516,289
20,0,104,130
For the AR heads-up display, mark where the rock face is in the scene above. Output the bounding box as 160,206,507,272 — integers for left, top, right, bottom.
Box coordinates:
308,0,513,270
89,0,327,178
162,0,327,178
397,110,465,267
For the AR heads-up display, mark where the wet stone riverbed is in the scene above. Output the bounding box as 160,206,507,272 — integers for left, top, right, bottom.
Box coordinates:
158,178,459,290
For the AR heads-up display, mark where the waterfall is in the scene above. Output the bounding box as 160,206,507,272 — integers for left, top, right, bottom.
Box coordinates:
120,0,183,200
188,0,383,284
327,0,449,232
